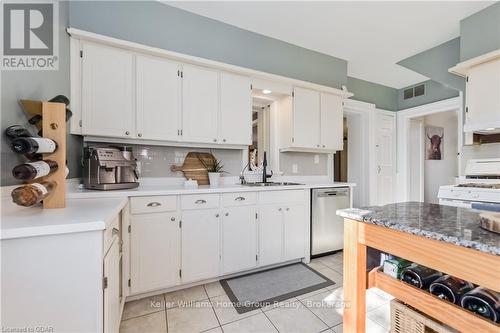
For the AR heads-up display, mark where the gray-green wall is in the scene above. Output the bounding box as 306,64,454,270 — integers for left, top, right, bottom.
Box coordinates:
1,2,83,186
346,77,398,111
460,2,500,61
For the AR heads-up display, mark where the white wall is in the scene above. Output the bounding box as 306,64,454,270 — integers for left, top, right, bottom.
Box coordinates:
423,111,458,203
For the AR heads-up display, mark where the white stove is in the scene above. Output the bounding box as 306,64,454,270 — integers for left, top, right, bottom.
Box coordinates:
438,158,500,208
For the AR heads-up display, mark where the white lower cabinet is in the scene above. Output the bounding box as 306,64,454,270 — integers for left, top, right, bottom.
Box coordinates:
283,205,306,261
258,205,284,266
181,209,221,283
103,237,121,333
130,213,180,294
222,206,258,274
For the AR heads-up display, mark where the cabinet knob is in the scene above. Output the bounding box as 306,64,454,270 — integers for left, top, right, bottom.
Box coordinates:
223,139,226,142
278,208,282,211
171,217,176,221
138,133,142,137
322,145,325,148
112,228,119,236
215,213,220,218
286,207,290,211
317,144,320,147
125,131,130,135
213,138,218,142
225,212,229,216
147,202,162,207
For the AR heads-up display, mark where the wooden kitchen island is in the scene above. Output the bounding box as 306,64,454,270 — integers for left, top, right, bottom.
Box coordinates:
337,202,500,333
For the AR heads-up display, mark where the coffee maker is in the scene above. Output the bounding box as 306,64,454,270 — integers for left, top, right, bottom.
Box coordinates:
83,147,139,190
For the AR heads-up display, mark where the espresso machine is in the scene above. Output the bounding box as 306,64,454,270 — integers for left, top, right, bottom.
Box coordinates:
83,147,139,190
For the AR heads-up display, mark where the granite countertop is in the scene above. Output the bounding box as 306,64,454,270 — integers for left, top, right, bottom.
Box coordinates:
337,202,500,256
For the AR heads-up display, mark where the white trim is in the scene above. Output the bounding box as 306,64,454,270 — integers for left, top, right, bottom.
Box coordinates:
67,28,353,98
83,136,247,150
449,49,500,77
396,96,463,201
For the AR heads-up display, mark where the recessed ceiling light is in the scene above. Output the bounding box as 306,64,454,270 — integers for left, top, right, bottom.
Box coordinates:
262,89,272,94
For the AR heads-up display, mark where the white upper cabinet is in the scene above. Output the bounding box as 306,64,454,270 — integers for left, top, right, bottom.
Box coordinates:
81,42,134,138
320,93,344,150
181,65,219,144
219,72,252,145
293,87,321,149
136,55,181,141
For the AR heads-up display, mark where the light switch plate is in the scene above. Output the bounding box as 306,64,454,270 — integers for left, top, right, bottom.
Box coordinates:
292,164,298,173
314,155,320,164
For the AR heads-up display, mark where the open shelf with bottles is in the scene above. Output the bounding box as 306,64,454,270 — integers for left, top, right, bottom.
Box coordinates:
368,267,499,332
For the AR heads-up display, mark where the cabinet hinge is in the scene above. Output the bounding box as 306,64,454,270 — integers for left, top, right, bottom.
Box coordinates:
128,225,131,233
465,107,468,113
103,276,108,290
255,212,258,219
250,84,253,90
180,129,183,136
79,50,83,58
128,279,131,287
292,91,294,97
466,76,469,82
292,137,294,143
177,70,180,77
179,269,182,278
78,120,82,127
180,71,183,78
256,254,258,261
179,220,182,228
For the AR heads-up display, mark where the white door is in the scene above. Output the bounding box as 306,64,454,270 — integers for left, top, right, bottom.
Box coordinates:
258,206,283,266
222,206,257,274
375,112,396,205
293,87,321,148
320,93,344,150
130,213,180,294
182,65,219,143
283,205,306,261
181,209,220,282
219,72,252,145
81,42,134,138
103,238,121,333
136,55,181,141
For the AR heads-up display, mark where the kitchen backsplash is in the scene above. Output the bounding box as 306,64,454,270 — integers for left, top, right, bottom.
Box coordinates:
279,152,329,176
86,143,243,178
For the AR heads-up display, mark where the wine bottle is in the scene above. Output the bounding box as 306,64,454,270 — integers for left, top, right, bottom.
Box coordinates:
400,264,442,289
10,137,57,154
461,287,500,323
12,160,58,181
5,125,32,139
429,275,474,304
11,181,57,207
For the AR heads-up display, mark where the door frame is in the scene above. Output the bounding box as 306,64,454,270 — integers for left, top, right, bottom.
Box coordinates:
396,95,463,202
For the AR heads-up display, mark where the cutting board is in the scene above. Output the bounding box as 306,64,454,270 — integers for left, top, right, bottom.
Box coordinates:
170,152,215,185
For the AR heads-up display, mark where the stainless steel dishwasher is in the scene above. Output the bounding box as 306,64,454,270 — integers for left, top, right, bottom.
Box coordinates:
311,187,351,257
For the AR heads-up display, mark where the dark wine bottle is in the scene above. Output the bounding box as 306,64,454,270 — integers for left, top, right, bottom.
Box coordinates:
400,264,442,289
12,160,58,181
5,125,32,139
461,287,500,323
429,275,474,304
11,181,57,207
10,137,57,154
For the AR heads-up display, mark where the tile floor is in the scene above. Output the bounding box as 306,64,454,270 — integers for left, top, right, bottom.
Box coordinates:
120,252,393,333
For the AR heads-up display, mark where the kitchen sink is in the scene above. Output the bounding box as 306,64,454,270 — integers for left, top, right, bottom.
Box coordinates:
243,182,303,187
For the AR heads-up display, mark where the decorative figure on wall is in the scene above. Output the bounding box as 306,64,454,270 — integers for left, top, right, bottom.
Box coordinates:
426,126,444,160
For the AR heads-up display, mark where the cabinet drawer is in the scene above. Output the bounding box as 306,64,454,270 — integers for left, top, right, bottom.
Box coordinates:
181,194,219,210
259,190,305,204
104,214,120,255
222,192,257,207
130,196,177,214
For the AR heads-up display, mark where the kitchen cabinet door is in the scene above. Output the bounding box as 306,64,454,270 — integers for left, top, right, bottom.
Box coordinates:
130,213,180,294
103,237,121,333
258,206,283,266
293,87,321,148
219,72,252,145
283,204,306,261
181,209,220,283
320,93,344,150
136,55,181,141
222,206,257,274
81,42,134,138
182,65,219,144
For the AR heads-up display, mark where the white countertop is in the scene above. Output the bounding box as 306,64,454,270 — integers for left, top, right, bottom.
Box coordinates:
1,196,128,240
1,178,354,241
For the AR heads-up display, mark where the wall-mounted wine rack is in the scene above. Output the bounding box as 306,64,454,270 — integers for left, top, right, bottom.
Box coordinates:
20,100,66,209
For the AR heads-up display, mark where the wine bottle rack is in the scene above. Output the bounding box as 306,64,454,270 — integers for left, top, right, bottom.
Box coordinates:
20,100,66,208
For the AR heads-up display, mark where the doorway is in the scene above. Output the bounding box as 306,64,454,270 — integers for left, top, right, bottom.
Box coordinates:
333,117,348,182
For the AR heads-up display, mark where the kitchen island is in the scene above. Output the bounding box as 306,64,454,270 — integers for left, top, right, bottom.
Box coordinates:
337,202,500,333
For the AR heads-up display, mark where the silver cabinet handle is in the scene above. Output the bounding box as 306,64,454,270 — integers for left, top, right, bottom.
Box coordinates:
225,212,229,216
195,199,207,204
215,213,219,218
234,196,246,201
322,145,325,148
147,202,161,207
112,228,119,236
125,131,130,135
171,217,176,222
223,139,226,142
138,133,142,137
377,165,381,174
213,138,217,142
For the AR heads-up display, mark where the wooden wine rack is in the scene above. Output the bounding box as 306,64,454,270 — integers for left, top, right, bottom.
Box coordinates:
20,100,66,208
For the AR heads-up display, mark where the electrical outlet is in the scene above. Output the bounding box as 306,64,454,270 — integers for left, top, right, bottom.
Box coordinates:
292,164,298,173
314,155,320,164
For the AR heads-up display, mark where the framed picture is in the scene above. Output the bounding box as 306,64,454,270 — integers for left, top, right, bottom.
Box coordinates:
425,126,444,160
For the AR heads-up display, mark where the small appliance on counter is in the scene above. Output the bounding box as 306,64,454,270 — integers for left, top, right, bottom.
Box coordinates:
83,147,139,190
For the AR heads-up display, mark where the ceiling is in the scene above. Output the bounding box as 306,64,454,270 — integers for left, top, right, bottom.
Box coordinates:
165,1,493,89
